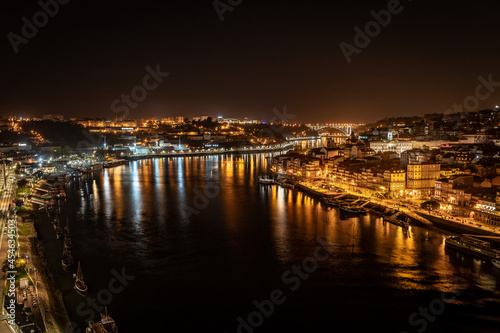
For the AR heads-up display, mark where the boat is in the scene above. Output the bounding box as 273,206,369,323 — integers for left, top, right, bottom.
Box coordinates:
62,249,74,269
401,217,410,228
492,259,500,269
56,226,64,239
64,224,70,237
257,175,275,185
357,206,368,216
445,235,500,260
86,307,118,333
54,215,63,239
339,204,362,215
367,208,385,217
64,218,71,237
277,180,295,189
74,261,88,293
64,235,72,249
321,197,339,208
103,159,128,169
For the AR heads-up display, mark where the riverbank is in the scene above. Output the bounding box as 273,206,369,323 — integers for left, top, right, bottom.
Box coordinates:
25,214,71,333
415,211,498,236
291,178,500,237
25,152,500,333
125,143,294,160
294,182,339,199
15,174,76,333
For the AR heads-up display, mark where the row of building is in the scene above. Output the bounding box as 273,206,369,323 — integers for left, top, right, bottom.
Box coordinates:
271,142,500,226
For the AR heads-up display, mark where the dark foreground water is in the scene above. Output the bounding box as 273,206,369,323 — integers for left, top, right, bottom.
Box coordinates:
36,154,500,332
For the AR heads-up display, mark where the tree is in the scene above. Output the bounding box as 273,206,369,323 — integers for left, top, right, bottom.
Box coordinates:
95,148,107,160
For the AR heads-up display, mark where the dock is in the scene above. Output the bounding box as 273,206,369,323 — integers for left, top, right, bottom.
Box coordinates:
295,182,340,199
416,212,497,236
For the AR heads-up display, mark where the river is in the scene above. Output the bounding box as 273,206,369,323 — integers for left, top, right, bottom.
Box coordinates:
35,153,500,332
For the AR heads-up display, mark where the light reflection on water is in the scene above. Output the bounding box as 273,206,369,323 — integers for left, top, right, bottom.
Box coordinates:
52,153,500,332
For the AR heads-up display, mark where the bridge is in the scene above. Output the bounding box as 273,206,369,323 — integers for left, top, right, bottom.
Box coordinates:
285,136,321,141
307,124,360,136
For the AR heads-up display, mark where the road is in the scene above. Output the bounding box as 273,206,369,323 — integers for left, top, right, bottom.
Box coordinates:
0,173,17,332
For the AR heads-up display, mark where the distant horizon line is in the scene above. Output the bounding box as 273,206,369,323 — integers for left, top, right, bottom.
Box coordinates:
1,106,498,125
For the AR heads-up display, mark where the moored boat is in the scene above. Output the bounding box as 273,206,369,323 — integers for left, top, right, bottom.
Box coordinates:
257,175,275,184
445,235,500,260
64,235,72,249
62,249,74,269
56,226,64,239
492,259,500,269
64,218,72,249
339,204,362,215
86,307,118,333
277,180,295,188
74,261,88,293
321,198,339,208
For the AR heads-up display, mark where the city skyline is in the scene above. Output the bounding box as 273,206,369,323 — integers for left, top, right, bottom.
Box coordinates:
1,1,500,122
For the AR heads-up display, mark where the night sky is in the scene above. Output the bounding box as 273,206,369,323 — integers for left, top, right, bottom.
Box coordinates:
1,0,499,123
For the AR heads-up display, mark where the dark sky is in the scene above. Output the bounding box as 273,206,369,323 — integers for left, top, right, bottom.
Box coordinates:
1,0,499,123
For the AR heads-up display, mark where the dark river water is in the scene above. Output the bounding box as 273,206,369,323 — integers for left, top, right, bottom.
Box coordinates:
36,153,500,332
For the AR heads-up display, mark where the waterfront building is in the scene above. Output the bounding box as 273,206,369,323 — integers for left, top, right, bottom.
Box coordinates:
302,159,322,178
472,208,500,227
434,175,473,204
406,162,441,197
434,176,473,216
272,154,299,174
382,169,406,199
355,168,379,189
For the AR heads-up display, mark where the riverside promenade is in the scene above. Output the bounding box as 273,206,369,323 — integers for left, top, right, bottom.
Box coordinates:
0,173,70,333
295,181,340,199
294,179,500,238
125,143,295,160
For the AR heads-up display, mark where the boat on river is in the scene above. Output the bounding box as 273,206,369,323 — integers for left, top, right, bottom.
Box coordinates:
445,235,500,260
62,249,74,269
257,175,275,185
64,234,72,249
86,307,118,333
339,204,364,215
64,218,72,249
74,261,88,293
321,197,340,208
